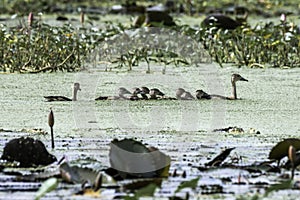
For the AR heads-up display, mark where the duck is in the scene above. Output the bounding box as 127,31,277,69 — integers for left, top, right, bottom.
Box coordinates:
139,87,151,99
139,87,174,100
176,88,195,100
129,87,144,100
202,9,248,30
44,83,81,102
149,88,165,99
197,74,248,100
195,89,212,100
95,87,132,100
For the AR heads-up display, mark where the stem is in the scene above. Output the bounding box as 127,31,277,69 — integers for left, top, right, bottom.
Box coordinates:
51,127,55,149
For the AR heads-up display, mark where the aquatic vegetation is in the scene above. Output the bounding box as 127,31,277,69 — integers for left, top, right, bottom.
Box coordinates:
177,20,300,68
268,138,300,164
0,12,299,73
0,137,56,167
2,135,300,198
48,108,54,149
35,178,58,200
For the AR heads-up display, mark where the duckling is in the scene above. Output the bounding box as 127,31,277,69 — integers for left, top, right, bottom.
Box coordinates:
139,86,151,100
138,87,166,100
44,83,81,102
129,87,144,100
195,89,212,100
176,88,195,100
95,87,132,100
197,74,248,100
149,88,165,99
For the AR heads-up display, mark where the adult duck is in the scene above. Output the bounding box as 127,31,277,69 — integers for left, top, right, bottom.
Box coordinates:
202,9,248,30
197,74,248,100
44,83,81,102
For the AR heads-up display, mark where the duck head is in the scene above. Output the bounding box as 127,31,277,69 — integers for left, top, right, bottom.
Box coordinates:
140,87,150,94
231,74,248,84
132,87,145,96
175,88,186,98
74,83,81,91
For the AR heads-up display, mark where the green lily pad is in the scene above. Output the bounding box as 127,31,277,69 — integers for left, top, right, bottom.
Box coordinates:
175,177,200,193
268,138,300,162
109,138,170,179
35,178,58,200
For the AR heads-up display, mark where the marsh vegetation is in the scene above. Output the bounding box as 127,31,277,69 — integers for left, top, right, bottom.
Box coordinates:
0,0,300,199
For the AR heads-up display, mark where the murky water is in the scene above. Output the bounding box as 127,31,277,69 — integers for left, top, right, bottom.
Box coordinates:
0,63,299,199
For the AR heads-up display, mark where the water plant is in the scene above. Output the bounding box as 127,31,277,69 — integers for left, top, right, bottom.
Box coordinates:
0,11,299,73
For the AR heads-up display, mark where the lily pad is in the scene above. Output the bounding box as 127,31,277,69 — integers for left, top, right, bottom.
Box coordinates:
205,147,235,167
268,138,300,162
175,177,200,193
109,138,171,179
0,137,57,167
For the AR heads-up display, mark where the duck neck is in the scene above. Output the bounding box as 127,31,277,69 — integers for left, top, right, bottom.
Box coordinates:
231,81,237,99
72,88,78,101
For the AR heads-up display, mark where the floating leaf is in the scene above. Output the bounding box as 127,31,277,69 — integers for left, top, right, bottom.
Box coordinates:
109,138,171,179
175,177,200,193
264,180,292,197
35,178,58,200
205,147,235,167
1,137,57,167
269,138,300,162
135,183,158,198
123,178,162,191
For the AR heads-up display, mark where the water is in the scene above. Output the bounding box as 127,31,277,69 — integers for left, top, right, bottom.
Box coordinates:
0,64,299,199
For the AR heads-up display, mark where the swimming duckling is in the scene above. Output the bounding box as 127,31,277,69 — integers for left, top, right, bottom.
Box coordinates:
139,87,151,100
195,89,212,100
129,87,144,100
149,88,165,99
44,83,81,102
95,87,132,100
138,87,166,100
176,88,195,100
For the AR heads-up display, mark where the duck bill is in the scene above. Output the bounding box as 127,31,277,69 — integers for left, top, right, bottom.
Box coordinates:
240,77,248,82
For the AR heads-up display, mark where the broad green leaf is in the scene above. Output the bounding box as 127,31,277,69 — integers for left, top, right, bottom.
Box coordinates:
269,138,300,162
135,183,158,198
175,177,200,193
35,178,58,200
109,138,170,179
264,180,292,197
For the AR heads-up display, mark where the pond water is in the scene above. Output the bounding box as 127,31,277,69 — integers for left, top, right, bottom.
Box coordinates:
0,63,299,199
